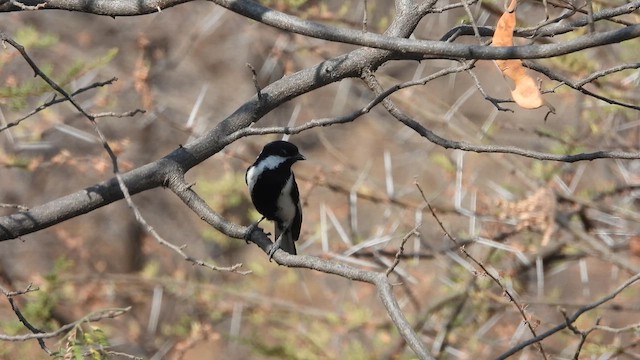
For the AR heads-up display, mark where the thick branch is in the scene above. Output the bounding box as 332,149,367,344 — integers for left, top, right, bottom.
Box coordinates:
167,176,433,359
0,0,425,241
0,0,194,14
206,0,640,60
2,0,639,60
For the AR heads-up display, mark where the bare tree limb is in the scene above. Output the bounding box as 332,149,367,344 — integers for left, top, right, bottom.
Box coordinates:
0,0,428,241
526,60,640,111
360,66,640,163
0,77,121,133
497,271,640,359
0,284,49,353
414,181,548,359
0,0,192,14
1,0,639,60
166,175,434,359
0,306,131,341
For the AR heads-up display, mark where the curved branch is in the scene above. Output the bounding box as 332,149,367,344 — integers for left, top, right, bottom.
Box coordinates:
167,176,433,359
360,69,640,162
210,0,640,60
397,114,640,162
0,0,193,15
497,271,640,359
0,0,426,241
439,1,640,41
3,0,639,60
0,306,131,341
526,60,640,111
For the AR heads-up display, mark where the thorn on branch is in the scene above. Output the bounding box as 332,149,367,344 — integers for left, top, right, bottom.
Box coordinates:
92,109,146,119
246,63,264,104
0,203,29,211
9,0,47,10
386,226,420,276
416,179,549,359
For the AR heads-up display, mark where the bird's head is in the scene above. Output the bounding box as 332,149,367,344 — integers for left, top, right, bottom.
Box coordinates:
259,140,306,163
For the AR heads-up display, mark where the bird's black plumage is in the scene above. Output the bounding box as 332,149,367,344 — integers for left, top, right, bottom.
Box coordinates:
246,141,305,256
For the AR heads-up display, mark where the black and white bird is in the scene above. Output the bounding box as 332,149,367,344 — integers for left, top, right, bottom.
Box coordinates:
246,140,305,257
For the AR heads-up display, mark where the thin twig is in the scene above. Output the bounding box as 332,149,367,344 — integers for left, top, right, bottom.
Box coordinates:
0,284,49,353
167,176,434,359
415,181,549,360
386,226,420,276
246,63,263,104
466,68,514,112
526,60,640,111
0,307,131,341
0,77,121,132
92,109,146,119
361,62,640,163
362,0,368,32
497,272,640,359
9,0,46,10
0,203,29,211
227,62,473,142
0,33,239,273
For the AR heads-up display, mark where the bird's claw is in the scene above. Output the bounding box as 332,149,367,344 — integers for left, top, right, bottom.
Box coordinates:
267,233,284,262
267,245,278,262
245,217,266,243
244,223,259,244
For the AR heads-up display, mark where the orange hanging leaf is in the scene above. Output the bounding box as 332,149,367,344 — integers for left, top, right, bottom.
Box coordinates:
493,0,517,47
492,0,550,110
512,75,545,109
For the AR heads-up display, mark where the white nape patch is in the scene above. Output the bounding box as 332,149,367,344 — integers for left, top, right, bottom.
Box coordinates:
246,155,287,192
276,175,296,224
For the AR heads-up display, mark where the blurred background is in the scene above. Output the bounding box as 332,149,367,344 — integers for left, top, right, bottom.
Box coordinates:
0,0,639,358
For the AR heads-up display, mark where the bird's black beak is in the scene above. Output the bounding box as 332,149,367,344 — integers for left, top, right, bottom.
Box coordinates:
295,153,306,161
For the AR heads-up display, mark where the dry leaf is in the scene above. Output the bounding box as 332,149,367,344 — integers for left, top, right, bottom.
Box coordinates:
492,0,550,110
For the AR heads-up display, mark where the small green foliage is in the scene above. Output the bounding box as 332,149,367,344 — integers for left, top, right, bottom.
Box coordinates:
198,172,248,210
547,49,598,76
196,171,252,247
583,343,618,357
430,153,455,174
15,26,59,48
344,341,368,360
531,161,557,181
0,152,33,169
52,325,112,360
162,316,193,338
7,257,74,335
343,303,373,329
0,25,118,111
140,260,162,279
378,15,390,30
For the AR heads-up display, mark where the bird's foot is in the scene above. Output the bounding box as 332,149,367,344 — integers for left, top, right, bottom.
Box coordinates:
267,233,284,262
244,217,266,243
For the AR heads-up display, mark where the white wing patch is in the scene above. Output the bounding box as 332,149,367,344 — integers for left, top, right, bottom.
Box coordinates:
246,155,287,192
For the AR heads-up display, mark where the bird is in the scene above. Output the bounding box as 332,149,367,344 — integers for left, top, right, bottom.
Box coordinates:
245,140,305,258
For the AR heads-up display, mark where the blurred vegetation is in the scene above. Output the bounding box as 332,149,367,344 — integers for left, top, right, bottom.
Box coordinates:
0,0,639,359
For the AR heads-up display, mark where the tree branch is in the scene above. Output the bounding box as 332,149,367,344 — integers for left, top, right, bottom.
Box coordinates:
0,0,192,15
497,271,640,359
360,67,640,162
0,0,427,241
2,0,639,60
166,175,433,359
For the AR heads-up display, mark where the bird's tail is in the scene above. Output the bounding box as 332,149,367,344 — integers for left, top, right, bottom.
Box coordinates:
274,224,297,255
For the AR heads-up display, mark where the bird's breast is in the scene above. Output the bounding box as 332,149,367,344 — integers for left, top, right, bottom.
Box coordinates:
275,176,297,224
